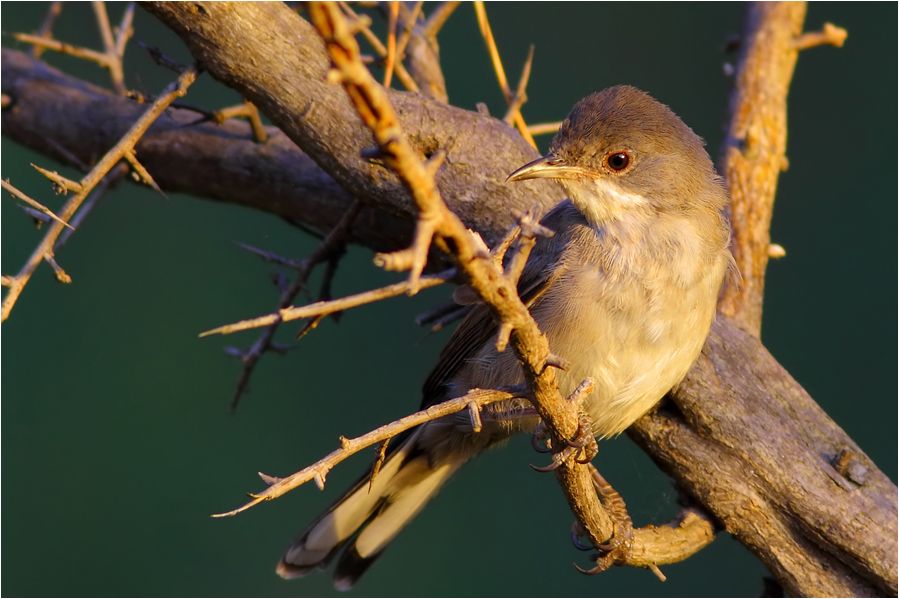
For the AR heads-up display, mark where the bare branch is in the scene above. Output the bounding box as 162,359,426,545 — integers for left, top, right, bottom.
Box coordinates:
31,1,64,59
212,100,268,144
423,1,461,38
1,66,198,322
382,1,400,88
337,2,420,94
528,120,563,136
212,386,525,517
226,200,362,411
200,268,456,338
472,1,537,148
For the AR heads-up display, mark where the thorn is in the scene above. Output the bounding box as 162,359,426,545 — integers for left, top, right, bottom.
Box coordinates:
31,163,83,194
258,471,282,485
313,471,326,491
648,563,667,582
339,435,351,449
767,244,786,259
468,401,483,433
495,322,513,352
794,22,848,51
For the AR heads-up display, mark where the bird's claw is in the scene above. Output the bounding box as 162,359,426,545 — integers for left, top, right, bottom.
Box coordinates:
530,413,598,471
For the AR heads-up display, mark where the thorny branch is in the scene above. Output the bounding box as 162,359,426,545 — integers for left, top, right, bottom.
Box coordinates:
473,1,537,148
1,179,73,230
1,65,198,322
14,1,135,95
225,200,362,411
212,386,525,517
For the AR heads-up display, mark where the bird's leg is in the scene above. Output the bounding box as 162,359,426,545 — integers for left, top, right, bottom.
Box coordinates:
574,464,635,574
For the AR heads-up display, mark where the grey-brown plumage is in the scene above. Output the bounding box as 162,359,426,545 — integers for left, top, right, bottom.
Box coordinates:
277,85,732,589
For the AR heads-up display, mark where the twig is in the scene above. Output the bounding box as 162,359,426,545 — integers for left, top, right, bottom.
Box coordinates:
15,2,135,95
2,179,73,230
528,121,563,137
336,2,420,93
472,1,537,148
308,0,615,552
212,100,268,143
1,66,198,322
201,267,456,337
503,45,535,125
225,200,362,411
423,1,461,38
382,1,400,88
31,1,64,59
212,386,525,517
394,0,424,67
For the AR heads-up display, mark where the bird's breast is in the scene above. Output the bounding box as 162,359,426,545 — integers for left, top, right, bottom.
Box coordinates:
534,228,727,438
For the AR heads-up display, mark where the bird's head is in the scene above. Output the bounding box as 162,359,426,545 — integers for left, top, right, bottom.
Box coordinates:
507,86,725,224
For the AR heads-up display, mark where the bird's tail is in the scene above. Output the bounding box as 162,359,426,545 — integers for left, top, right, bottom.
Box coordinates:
276,428,462,590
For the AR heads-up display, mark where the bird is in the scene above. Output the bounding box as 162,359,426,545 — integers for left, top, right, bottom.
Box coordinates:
276,85,733,590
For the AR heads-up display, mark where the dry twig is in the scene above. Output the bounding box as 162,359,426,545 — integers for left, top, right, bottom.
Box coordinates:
1,66,198,322
30,1,63,59
336,2,419,93
224,200,361,411
472,1,537,148
201,267,456,338
212,100,268,143
528,120,563,137
212,386,525,517
15,2,134,94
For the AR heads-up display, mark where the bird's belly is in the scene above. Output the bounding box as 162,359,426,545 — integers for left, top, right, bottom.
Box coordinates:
535,267,719,438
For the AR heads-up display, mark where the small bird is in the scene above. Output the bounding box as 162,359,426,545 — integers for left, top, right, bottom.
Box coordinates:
276,85,732,589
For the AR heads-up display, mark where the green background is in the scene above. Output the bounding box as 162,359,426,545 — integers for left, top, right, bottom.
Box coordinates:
2,2,896,596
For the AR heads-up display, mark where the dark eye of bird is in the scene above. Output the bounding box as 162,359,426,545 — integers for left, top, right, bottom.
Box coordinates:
606,151,630,171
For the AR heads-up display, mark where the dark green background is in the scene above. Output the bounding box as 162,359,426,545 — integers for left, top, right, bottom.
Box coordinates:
2,2,896,596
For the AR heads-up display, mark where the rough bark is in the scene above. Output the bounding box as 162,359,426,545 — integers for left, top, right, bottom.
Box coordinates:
2,2,895,596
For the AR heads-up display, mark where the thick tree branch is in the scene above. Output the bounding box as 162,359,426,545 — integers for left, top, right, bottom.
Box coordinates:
143,2,557,249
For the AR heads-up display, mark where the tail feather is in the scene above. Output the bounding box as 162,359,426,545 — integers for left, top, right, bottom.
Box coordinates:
277,429,462,589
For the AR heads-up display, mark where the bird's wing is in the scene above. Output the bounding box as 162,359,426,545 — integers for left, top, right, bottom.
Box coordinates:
420,200,584,408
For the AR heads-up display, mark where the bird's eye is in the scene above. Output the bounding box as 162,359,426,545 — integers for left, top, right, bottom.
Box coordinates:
605,151,631,172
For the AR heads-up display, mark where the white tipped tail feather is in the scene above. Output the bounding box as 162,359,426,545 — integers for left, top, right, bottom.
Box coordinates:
276,430,462,590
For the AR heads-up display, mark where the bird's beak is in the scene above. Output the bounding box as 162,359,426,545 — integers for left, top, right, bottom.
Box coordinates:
506,154,586,182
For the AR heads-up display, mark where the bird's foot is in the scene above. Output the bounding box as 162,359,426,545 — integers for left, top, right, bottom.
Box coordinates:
529,411,598,471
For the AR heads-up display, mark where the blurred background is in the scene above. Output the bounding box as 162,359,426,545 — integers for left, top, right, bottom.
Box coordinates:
2,2,895,596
